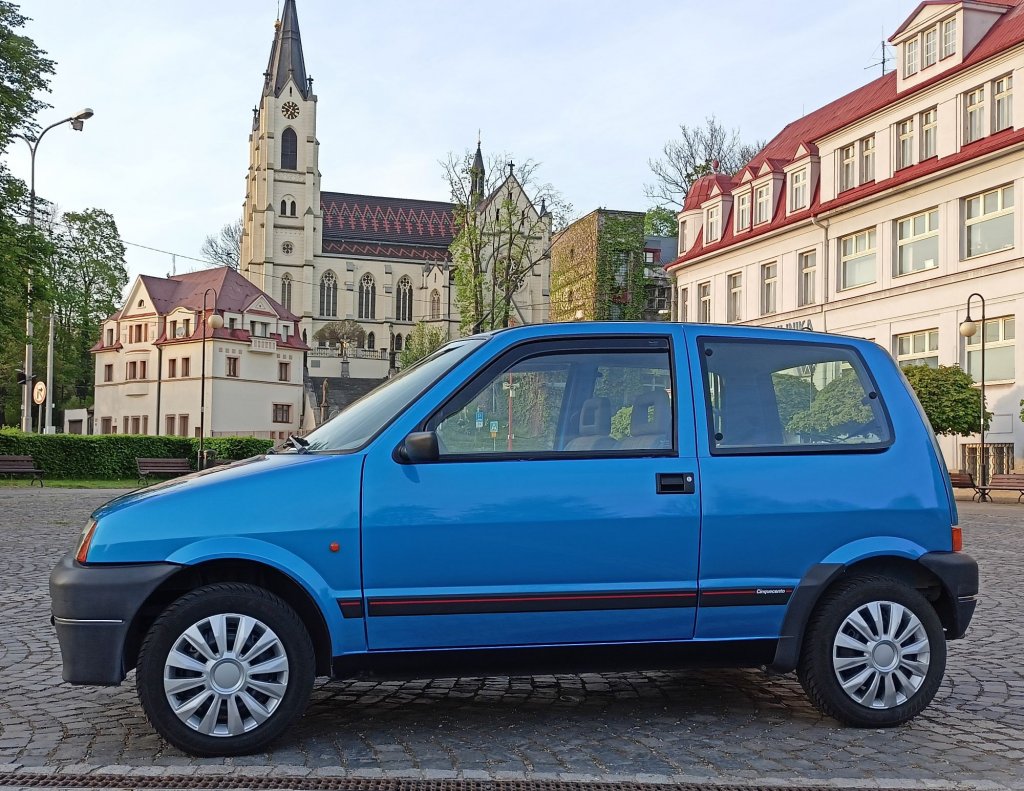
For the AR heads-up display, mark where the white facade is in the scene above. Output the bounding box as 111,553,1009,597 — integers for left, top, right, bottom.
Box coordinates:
670,0,1024,474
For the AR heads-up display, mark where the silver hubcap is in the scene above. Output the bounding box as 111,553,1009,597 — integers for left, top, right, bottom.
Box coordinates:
163,613,289,737
832,600,930,709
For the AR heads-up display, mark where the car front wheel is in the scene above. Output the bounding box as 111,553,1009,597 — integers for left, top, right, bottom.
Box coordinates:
798,574,946,727
137,583,314,756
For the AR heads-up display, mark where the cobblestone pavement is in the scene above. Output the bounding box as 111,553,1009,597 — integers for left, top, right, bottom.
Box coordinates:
1,488,1022,788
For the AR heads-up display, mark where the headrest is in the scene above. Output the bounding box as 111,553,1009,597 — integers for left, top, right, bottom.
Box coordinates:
630,390,671,436
578,397,611,436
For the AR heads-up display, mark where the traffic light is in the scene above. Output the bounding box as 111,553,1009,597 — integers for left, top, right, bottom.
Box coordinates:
15,369,38,386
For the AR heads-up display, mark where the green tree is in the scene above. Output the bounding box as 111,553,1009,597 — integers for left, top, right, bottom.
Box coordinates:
903,364,989,436
200,218,242,269
787,369,874,436
643,206,677,237
772,373,817,429
313,319,365,348
399,321,447,368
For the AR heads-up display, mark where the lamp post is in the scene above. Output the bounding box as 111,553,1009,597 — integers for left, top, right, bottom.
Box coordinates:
959,293,987,499
16,108,95,432
198,288,224,469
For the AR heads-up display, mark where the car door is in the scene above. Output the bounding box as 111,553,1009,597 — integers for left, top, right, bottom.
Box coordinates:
359,331,701,651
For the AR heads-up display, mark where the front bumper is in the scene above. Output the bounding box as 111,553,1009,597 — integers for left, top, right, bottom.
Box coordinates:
919,550,979,639
49,553,180,685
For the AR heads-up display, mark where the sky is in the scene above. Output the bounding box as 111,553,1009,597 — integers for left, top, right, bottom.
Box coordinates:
5,0,912,284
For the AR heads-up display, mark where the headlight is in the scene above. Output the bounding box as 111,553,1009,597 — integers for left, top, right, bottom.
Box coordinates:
75,519,98,564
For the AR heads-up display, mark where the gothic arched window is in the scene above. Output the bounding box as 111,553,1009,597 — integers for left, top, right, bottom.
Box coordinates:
367,332,376,350
290,200,297,217
358,273,375,319
280,273,293,312
319,271,337,317
281,128,298,170
280,199,287,215
395,276,412,322
394,333,403,351
429,289,441,320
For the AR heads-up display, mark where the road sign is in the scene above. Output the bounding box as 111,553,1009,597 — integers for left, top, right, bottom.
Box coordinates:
475,409,484,429
489,420,499,438
32,381,46,405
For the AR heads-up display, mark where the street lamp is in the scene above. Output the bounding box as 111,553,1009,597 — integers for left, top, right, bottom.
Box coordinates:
16,107,95,433
198,288,224,469
959,292,987,498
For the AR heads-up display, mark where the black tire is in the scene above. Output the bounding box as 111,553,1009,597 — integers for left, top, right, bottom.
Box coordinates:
797,574,946,727
137,583,314,756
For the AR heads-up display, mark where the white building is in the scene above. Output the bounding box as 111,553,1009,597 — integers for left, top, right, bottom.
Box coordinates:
239,0,551,379
91,267,308,439
668,0,1024,477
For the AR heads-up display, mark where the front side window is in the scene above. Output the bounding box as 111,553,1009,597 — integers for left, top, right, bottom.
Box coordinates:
760,262,778,315
706,205,721,243
735,192,751,231
896,208,939,275
966,316,1015,382
755,184,772,223
789,169,807,211
921,108,937,160
727,272,743,322
840,228,877,289
698,282,712,322
942,17,957,58
896,330,939,368
839,144,856,191
700,338,892,454
965,185,1014,258
430,345,674,457
799,250,817,306
994,74,1013,133
966,87,985,143
897,118,915,169
860,136,875,183
923,28,938,68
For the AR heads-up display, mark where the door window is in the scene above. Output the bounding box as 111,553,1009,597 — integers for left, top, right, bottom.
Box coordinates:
430,344,674,457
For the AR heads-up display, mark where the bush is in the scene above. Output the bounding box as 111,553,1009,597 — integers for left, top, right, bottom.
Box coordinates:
0,429,272,479
903,364,988,436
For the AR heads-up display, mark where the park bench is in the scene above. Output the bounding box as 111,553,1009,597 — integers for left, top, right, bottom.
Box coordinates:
948,470,981,500
0,455,44,487
136,457,192,486
981,473,1024,503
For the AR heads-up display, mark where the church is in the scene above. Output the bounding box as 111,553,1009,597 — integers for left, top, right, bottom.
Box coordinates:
240,0,552,380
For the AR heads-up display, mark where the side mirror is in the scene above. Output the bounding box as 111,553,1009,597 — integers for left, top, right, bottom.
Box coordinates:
400,431,439,463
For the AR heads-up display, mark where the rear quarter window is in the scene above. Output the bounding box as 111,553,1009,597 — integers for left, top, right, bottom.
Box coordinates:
699,337,893,455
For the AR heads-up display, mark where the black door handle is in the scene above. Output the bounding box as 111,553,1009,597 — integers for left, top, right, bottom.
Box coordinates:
656,473,696,494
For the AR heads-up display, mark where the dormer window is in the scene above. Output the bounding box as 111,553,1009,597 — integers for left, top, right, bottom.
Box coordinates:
942,17,956,58
735,192,751,232
678,219,687,254
789,169,807,212
754,185,771,224
904,38,919,77
839,144,856,191
923,28,938,68
705,205,721,243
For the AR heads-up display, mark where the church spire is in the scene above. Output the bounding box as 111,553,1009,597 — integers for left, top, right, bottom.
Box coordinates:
264,0,309,99
470,136,486,203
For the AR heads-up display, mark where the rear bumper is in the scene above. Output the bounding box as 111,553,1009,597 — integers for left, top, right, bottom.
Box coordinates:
49,553,180,685
919,550,979,640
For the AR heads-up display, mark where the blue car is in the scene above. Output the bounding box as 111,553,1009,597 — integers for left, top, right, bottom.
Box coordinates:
50,323,978,756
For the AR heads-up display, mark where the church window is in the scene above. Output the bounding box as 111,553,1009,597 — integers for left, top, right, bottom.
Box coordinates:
281,128,298,170
394,333,403,351
395,276,413,322
280,199,287,215
367,332,376,350
358,273,376,319
430,289,441,320
281,273,293,312
319,271,338,317
290,200,297,216
282,241,294,255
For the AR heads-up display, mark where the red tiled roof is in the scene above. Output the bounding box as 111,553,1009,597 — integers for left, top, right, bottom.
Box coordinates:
669,0,1024,271
682,173,736,211
891,0,1012,39
139,267,299,321
322,239,451,262
320,193,455,261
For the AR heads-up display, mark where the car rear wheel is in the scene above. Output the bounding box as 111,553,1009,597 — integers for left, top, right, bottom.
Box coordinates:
798,574,946,727
137,583,314,756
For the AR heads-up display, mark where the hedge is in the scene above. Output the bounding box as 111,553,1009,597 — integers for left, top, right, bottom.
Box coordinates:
0,430,274,479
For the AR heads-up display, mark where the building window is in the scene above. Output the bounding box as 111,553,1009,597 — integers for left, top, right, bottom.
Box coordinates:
168,320,178,339
358,273,376,319
679,287,689,322
840,228,877,289
965,87,985,143
896,330,939,369
789,170,807,212
100,417,112,435
127,361,137,380
290,200,297,217
678,219,687,254
896,209,939,275
993,74,1013,133
168,358,177,378
178,415,189,436
860,136,875,183
250,321,269,337
735,192,751,231
429,289,441,320
228,317,237,330
281,127,297,170
280,199,287,216
181,357,191,377
279,273,292,312
394,333,403,352
727,272,743,322
966,316,1015,382
131,416,141,435
921,108,937,160
123,416,128,434
395,276,413,322
705,205,721,243
105,328,113,346
760,262,778,315
273,404,291,423
897,118,915,169
183,319,191,337
103,364,113,383
226,357,239,377
367,331,376,350
904,37,919,76
923,28,938,68
942,17,957,59
165,415,176,436
697,282,711,322
839,144,856,191
140,360,147,379
798,251,816,307
754,184,772,224
965,185,1014,257
319,270,337,317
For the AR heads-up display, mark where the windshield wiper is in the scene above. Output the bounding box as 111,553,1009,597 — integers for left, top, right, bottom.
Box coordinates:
285,434,310,454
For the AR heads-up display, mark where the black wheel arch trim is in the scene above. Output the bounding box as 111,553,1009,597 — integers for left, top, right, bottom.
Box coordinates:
768,562,844,674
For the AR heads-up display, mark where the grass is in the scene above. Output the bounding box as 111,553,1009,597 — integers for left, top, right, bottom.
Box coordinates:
0,478,136,489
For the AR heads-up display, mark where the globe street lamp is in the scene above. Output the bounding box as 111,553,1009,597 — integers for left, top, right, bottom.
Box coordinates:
17,108,95,432
959,293,987,499
198,288,224,469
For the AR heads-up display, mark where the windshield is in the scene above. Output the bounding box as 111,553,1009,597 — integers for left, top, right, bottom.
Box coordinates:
300,338,486,452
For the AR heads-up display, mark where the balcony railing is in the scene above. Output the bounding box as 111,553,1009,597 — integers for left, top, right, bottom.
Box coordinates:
250,337,277,353
308,346,390,361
